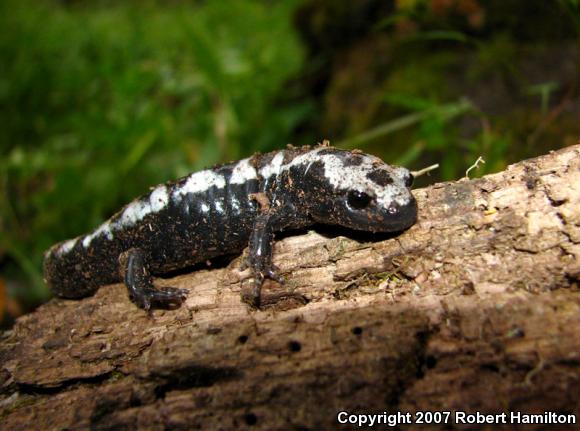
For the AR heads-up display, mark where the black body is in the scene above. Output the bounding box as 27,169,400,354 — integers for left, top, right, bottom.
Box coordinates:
44,146,417,309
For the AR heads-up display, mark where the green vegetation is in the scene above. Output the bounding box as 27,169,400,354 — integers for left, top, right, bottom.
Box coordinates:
316,0,578,182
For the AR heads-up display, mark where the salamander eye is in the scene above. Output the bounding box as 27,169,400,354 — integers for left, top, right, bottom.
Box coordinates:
404,173,414,187
347,191,372,210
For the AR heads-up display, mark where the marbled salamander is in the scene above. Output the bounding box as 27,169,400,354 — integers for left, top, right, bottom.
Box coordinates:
44,145,417,310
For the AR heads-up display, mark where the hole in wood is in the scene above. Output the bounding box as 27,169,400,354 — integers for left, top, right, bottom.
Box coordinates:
244,412,258,426
288,340,302,352
426,355,437,369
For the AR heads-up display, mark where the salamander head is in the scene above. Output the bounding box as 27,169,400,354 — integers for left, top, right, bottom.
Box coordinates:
286,147,417,233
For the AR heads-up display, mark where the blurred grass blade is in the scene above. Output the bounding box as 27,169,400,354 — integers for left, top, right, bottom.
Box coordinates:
338,98,473,150
403,30,474,44
121,130,157,173
338,111,429,149
395,141,424,166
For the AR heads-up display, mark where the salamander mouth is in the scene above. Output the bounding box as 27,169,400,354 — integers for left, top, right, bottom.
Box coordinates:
336,196,418,233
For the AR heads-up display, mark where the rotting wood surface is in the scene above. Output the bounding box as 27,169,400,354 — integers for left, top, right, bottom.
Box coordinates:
1,145,579,430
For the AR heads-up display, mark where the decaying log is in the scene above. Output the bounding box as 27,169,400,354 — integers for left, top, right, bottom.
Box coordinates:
1,145,579,430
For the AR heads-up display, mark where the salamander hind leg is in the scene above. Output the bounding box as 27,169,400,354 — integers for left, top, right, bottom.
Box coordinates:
119,248,188,310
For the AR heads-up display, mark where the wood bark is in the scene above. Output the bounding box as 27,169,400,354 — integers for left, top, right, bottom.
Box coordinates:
1,145,579,430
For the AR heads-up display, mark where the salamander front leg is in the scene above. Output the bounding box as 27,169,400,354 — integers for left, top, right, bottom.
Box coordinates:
241,213,285,307
119,248,188,310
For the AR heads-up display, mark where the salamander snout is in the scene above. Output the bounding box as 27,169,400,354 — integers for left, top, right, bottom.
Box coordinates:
346,164,418,233
383,195,418,231
329,183,417,233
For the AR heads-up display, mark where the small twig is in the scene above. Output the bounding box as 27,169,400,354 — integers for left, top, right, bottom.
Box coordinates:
465,156,485,179
524,351,545,387
411,163,439,178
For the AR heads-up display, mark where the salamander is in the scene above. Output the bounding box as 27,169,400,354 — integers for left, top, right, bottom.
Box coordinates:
43,145,418,310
